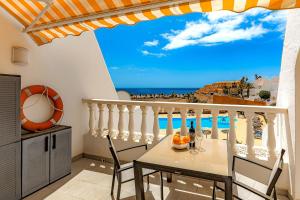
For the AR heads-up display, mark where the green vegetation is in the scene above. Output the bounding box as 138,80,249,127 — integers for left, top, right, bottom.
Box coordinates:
259,90,271,100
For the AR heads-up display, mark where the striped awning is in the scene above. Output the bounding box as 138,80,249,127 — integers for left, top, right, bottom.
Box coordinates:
1,0,299,46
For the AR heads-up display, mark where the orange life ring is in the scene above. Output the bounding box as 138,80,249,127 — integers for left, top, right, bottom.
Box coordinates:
21,85,63,132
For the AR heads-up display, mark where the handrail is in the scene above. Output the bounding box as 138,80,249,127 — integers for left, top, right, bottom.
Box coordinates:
82,98,288,113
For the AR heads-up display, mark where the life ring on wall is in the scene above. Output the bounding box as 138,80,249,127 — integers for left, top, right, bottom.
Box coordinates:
21,85,64,132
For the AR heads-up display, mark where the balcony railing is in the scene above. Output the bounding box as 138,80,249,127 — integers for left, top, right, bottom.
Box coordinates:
82,99,289,160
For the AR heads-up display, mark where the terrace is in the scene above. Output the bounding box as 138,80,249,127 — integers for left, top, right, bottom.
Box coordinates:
0,0,299,200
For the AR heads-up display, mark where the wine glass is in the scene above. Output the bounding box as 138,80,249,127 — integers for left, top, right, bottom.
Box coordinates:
196,132,205,152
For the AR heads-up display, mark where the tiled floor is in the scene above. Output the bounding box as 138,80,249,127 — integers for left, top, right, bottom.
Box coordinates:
24,158,289,200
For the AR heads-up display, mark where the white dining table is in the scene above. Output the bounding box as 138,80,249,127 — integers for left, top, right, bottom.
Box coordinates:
134,135,233,200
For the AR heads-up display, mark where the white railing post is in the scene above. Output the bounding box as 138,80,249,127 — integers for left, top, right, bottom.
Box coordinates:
117,105,125,140
127,105,136,142
88,103,97,136
211,109,219,139
140,106,148,143
245,111,255,157
228,110,237,149
107,104,115,137
166,107,174,135
180,108,188,136
152,105,160,143
97,104,105,137
195,109,202,136
266,112,277,159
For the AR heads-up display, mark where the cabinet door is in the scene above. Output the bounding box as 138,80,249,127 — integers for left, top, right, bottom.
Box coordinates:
0,75,21,147
0,142,21,200
22,134,50,197
50,128,71,183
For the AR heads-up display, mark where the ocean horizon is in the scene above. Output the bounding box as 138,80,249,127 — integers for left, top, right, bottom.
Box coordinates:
116,88,199,95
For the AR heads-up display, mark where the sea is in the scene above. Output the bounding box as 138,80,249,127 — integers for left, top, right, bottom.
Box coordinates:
116,88,198,95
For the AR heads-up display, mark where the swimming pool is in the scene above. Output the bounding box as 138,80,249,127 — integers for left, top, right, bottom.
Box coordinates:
159,116,231,129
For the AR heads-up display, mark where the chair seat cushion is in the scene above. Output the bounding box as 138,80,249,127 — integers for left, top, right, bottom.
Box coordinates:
120,162,157,182
217,172,268,200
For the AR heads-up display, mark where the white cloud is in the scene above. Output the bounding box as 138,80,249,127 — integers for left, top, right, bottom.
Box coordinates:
161,9,286,50
141,50,166,58
110,66,120,70
144,40,159,47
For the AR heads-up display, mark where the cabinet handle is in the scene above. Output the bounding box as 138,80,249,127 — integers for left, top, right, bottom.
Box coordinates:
52,134,56,149
45,136,49,152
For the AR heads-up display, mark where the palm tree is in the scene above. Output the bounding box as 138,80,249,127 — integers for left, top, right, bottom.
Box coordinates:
239,76,253,99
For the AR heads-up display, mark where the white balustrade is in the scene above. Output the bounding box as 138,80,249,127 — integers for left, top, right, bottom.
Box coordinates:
266,113,277,158
152,105,161,143
88,103,97,136
127,105,136,142
140,106,148,143
97,104,105,137
83,99,288,161
166,107,174,135
245,111,255,157
107,104,115,136
228,110,237,149
180,108,188,136
211,109,219,139
117,105,125,140
195,109,202,136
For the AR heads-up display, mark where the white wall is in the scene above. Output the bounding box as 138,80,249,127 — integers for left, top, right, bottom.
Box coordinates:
0,9,118,157
277,9,300,200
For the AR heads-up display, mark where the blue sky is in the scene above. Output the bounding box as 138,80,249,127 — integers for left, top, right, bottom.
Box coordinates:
95,8,286,88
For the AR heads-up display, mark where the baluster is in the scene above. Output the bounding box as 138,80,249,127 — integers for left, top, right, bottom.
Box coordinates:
266,113,277,159
211,109,219,139
245,111,255,157
117,105,125,140
127,105,136,142
97,104,105,137
195,109,202,136
228,110,237,149
180,108,188,136
88,103,97,136
107,104,115,137
140,106,148,143
152,106,161,143
166,107,174,135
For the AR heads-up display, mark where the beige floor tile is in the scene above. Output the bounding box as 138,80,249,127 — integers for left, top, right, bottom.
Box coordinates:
25,158,289,200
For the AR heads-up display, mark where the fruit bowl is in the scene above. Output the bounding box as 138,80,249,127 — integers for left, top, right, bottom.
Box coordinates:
172,132,190,150
172,143,189,150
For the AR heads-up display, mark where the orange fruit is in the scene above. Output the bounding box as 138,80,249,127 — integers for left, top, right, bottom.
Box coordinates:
173,135,181,145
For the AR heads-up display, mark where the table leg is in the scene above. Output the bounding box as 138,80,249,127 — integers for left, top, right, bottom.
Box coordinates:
167,173,172,183
225,177,233,200
134,162,145,200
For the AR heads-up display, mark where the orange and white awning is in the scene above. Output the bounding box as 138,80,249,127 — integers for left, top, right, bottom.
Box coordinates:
1,0,299,46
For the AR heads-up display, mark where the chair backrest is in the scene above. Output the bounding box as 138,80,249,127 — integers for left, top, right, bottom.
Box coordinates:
266,149,285,195
107,135,121,169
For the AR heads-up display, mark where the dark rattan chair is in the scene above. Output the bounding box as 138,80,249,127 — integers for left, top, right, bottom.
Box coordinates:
107,135,164,200
213,149,285,200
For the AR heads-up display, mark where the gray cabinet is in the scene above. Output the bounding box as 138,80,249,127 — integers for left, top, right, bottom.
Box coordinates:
0,75,21,147
0,74,21,200
0,142,21,200
50,129,71,182
22,134,50,197
21,126,71,197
